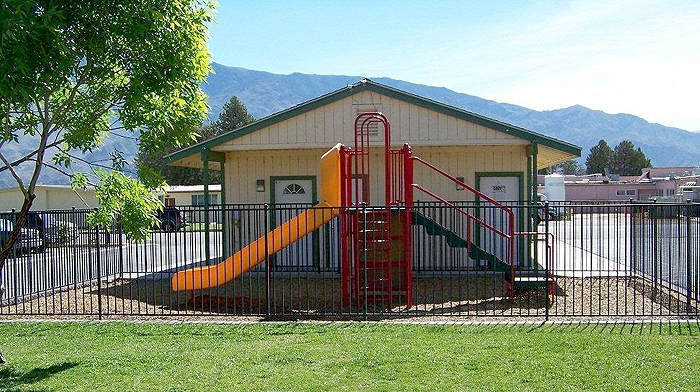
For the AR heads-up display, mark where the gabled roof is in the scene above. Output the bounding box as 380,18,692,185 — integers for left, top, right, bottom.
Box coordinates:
166,79,581,165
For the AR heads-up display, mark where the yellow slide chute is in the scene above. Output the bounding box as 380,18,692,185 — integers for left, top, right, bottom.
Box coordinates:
171,144,343,292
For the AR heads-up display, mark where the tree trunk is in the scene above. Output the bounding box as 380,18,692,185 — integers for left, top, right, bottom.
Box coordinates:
0,194,35,272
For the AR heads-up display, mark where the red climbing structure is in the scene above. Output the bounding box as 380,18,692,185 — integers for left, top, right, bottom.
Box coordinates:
339,112,552,311
339,113,413,309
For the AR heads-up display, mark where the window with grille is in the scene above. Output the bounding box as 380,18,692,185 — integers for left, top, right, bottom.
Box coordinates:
283,183,306,195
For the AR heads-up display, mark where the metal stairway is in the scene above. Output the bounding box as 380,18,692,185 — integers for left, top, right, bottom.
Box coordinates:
412,210,553,295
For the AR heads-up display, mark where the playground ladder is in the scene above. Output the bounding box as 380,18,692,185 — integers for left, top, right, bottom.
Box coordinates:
341,113,413,310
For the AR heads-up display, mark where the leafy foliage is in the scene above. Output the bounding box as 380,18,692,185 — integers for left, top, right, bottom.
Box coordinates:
541,159,585,175
610,140,652,176
85,170,163,240
585,140,614,174
0,1,213,263
585,139,651,176
136,95,255,185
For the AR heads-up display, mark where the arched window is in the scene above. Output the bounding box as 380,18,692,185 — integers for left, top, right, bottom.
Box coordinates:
283,183,306,195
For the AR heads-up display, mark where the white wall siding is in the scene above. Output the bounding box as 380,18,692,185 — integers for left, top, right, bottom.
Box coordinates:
216,91,523,152
223,145,527,205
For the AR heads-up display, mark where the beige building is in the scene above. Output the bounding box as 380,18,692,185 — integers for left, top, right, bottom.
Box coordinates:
0,185,98,212
0,184,223,214
159,184,222,207
167,79,581,206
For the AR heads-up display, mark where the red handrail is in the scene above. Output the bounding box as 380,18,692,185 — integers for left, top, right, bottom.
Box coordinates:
411,156,513,215
411,184,510,239
354,112,391,206
408,155,516,287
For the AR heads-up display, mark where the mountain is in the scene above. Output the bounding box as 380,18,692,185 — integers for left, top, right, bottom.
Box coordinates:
203,63,700,169
3,63,698,187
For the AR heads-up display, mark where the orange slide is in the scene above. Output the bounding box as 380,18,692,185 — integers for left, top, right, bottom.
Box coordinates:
170,204,338,291
171,143,343,292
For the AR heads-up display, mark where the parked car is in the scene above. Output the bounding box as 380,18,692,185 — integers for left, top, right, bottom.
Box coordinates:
0,218,44,255
533,193,566,225
22,212,76,245
157,207,187,232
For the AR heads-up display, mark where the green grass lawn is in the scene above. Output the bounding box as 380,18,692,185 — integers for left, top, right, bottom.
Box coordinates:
0,321,698,391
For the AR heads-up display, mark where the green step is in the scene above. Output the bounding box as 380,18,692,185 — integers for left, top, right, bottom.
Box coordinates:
412,211,512,273
412,211,468,248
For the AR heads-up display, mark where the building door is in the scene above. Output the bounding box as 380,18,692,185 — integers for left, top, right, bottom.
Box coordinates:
272,178,316,270
477,175,522,266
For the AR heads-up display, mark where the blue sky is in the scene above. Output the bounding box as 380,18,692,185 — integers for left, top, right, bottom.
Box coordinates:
208,1,700,132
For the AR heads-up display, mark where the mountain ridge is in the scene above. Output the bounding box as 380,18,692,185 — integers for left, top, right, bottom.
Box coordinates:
203,63,699,169
2,63,698,187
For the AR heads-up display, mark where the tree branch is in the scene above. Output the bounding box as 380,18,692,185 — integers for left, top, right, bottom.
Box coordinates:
54,146,138,177
0,136,66,174
0,151,29,198
54,58,95,116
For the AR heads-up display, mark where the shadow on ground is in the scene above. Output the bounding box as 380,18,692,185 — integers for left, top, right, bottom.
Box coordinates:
0,362,80,391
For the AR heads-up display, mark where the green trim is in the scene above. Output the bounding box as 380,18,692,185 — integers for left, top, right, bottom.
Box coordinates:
526,154,534,256
209,151,225,163
531,143,539,203
269,175,320,268
165,79,581,165
220,162,227,257
529,145,539,270
202,151,211,265
526,155,533,204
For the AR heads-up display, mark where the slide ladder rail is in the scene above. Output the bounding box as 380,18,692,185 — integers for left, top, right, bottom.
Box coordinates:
408,155,516,296
340,113,412,309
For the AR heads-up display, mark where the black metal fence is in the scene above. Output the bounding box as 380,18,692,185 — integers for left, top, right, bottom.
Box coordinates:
1,201,698,319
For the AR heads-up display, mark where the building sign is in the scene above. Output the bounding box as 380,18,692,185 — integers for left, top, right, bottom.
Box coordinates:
492,184,507,193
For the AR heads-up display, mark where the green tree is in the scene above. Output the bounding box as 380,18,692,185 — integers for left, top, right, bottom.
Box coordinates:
610,140,652,176
0,1,213,267
135,95,255,185
585,140,614,174
541,159,585,175
215,95,255,133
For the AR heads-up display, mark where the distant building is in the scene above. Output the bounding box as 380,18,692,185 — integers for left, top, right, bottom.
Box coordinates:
0,185,98,211
0,184,225,213
158,184,222,207
538,166,700,202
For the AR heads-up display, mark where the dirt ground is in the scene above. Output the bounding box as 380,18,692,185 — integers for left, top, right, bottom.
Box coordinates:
1,274,696,322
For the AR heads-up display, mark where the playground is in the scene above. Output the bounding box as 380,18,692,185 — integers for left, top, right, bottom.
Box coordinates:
169,113,554,312
1,113,698,320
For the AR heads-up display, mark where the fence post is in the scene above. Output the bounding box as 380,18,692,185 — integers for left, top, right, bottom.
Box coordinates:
95,223,103,320
118,214,124,279
629,198,635,274
652,199,658,303
264,204,271,316
544,201,550,321
686,201,693,317
362,202,368,321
